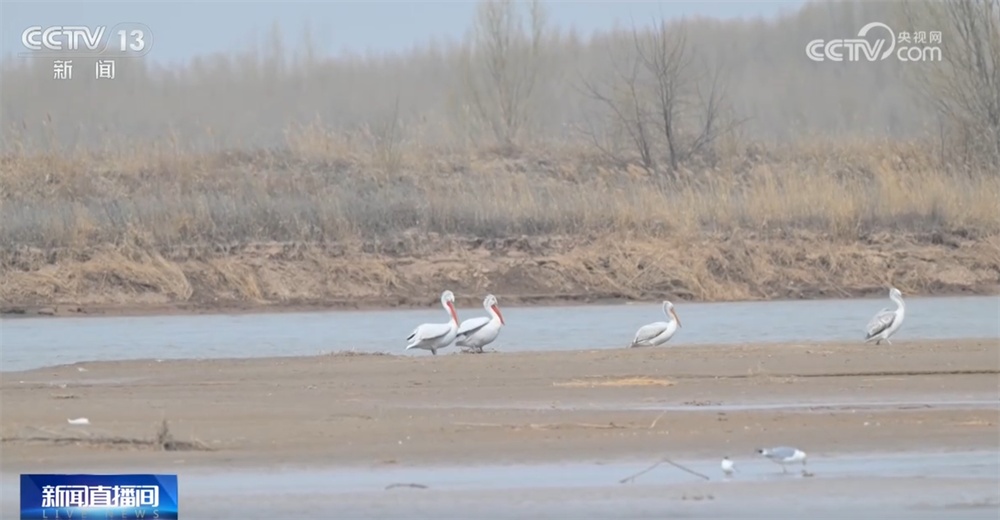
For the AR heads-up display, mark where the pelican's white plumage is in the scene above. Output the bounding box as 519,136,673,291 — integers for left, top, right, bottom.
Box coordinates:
455,294,505,353
405,290,460,355
865,287,905,345
629,301,682,348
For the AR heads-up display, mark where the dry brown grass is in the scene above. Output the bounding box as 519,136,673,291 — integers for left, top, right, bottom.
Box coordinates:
2,133,997,251
553,376,676,388
1,134,998,309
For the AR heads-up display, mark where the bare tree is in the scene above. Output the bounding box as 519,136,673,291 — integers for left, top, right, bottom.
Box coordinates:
578,19,741,176
635,21,691,172
579,39,657,169
460,0,548,149
905,0,1000,168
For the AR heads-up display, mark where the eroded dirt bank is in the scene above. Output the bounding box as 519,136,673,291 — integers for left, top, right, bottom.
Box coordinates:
1,231,998,318
1,339,997,472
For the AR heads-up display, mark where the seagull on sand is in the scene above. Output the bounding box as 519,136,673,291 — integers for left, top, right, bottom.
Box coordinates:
721,456,737,477
756,446,807,474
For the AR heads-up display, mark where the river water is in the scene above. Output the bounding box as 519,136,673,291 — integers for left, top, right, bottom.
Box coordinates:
2,450,997,519
1,295,997,372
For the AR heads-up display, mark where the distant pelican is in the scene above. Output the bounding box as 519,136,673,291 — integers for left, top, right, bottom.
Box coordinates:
628,301,682,348
455,294,505,353
405,290,459,356
864,287,906,345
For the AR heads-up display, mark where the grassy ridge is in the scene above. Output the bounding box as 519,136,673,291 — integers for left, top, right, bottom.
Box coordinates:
2,137,997,310
2,138,997,250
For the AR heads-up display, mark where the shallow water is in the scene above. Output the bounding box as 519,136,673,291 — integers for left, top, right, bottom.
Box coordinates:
406,398,1000,413
3,451,997,519
178,450,1000,492
1,295,997,372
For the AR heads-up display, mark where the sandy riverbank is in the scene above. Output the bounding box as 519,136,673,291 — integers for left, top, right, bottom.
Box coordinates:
2,339,997,474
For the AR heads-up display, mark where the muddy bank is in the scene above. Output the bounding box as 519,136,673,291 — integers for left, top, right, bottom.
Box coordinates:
1,339,997,472
1,231,998,318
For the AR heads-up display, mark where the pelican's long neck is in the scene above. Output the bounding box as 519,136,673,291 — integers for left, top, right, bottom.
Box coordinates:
663,305,675,323
891,293,905,312
444,301,458,326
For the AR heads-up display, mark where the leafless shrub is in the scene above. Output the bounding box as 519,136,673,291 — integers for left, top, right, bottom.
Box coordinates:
459,0,548,149
578,18,743,176
362,94,407,173
903,0,1000,168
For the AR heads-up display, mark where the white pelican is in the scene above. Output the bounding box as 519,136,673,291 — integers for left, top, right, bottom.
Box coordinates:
405,290,459,356
455,294,505,353
756,446,807,474
628,300,682,348
864,287,905,345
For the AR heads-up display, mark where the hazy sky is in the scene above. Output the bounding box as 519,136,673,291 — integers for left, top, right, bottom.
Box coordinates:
2,1,807,65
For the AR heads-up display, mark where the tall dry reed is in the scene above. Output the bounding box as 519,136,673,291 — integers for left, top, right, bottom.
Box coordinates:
2,130,996,253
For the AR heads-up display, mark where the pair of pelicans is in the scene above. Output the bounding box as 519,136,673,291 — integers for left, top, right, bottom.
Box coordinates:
405,291,505,355
405,287,907,355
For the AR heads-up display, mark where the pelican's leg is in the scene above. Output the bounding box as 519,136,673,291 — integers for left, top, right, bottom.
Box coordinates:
886,339,893,345
875,340,881,346
782,465,788,474
431,348,437,356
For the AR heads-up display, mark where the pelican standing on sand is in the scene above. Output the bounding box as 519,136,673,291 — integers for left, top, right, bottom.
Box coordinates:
405,290,460,356
628,301,682,348
864,287,906,345
455,294,505,353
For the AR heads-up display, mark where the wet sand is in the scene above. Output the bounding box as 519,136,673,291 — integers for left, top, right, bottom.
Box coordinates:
2,338,998,469
2,339,998,518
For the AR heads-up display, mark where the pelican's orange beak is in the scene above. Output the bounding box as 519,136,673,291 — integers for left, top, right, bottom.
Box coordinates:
448,302,458,323
492,304,505,325
671,308,682,328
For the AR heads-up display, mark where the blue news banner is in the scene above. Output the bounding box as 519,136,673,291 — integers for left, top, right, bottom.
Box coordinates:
20,474,178,519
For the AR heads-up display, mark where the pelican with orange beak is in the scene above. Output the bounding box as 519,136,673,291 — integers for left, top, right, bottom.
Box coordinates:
455,294,505,353
405,290,460,355
628,300,682,348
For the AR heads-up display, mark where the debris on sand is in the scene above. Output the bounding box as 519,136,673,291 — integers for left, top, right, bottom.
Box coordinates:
3,419,212,452
385,483,428,490
553,376,675,388
620,457,711,484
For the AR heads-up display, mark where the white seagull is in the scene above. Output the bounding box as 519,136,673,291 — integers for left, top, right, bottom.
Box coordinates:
864,287,906,345
721,456,737,477
455,294,505,353
628,301,682,348
405,290,460,356
756,446,807,474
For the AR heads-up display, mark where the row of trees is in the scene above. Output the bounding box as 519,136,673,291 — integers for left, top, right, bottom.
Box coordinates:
2,0,997,170
463,0,998,170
